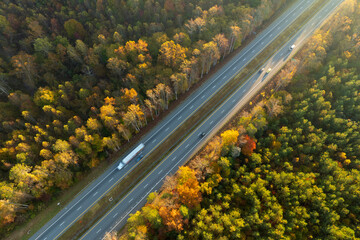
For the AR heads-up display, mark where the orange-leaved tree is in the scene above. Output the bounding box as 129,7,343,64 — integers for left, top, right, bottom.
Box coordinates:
176,166,202,208
159,206,184,232
241,135,256,156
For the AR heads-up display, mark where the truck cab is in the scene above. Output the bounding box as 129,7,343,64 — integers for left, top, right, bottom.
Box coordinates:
117,162,124,170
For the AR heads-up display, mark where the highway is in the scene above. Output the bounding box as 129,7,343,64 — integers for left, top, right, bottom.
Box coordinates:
29,0,341,239
79,0,344,239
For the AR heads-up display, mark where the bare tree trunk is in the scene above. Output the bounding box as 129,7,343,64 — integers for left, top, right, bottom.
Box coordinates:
148,107,154,120
228,37,234,54
201,61,205,78
206,57,212,74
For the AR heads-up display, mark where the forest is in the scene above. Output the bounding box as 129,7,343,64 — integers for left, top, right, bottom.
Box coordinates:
115,0,360,239
0,0,294,236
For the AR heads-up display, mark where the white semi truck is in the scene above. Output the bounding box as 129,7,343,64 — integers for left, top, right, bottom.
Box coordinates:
117,143,145,170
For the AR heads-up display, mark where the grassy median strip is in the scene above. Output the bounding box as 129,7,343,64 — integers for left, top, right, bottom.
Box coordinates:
58,0,331,238
59,0,331,238
7,1,319,240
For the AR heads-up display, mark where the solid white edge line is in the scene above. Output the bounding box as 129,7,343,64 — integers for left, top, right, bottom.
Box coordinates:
33,168,116,240
101,2,337,235
141,0,309,146
74,1,322,239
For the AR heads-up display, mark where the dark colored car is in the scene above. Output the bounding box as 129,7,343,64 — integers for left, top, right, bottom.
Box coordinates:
136,154,144,162
200,132,206,138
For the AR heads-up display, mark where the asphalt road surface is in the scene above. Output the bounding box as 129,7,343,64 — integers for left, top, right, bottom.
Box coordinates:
80,0,343,239
30,0,342,239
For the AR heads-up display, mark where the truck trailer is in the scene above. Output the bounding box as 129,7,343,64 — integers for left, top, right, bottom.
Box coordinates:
117,143,145,170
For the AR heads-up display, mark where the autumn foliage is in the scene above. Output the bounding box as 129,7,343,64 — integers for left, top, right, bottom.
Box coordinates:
241,135,256,156
221,129,239,147
159,207,184,232
0,0,315,236
122,2,360,239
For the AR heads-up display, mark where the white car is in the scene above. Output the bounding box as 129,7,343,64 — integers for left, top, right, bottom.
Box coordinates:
266,68,272,74
289,44,295,50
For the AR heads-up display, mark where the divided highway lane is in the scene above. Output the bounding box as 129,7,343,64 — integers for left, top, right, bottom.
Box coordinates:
80,0,344,239
30,0,315,239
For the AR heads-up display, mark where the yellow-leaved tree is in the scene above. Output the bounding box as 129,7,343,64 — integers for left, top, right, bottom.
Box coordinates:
221,129,239,147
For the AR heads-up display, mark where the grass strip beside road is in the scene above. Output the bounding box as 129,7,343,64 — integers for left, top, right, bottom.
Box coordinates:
232,0,327,81
8,1,313,240
59,0,329,239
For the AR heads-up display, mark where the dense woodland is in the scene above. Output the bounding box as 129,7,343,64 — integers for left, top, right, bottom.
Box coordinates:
0,0,295,236
115,0,360,239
